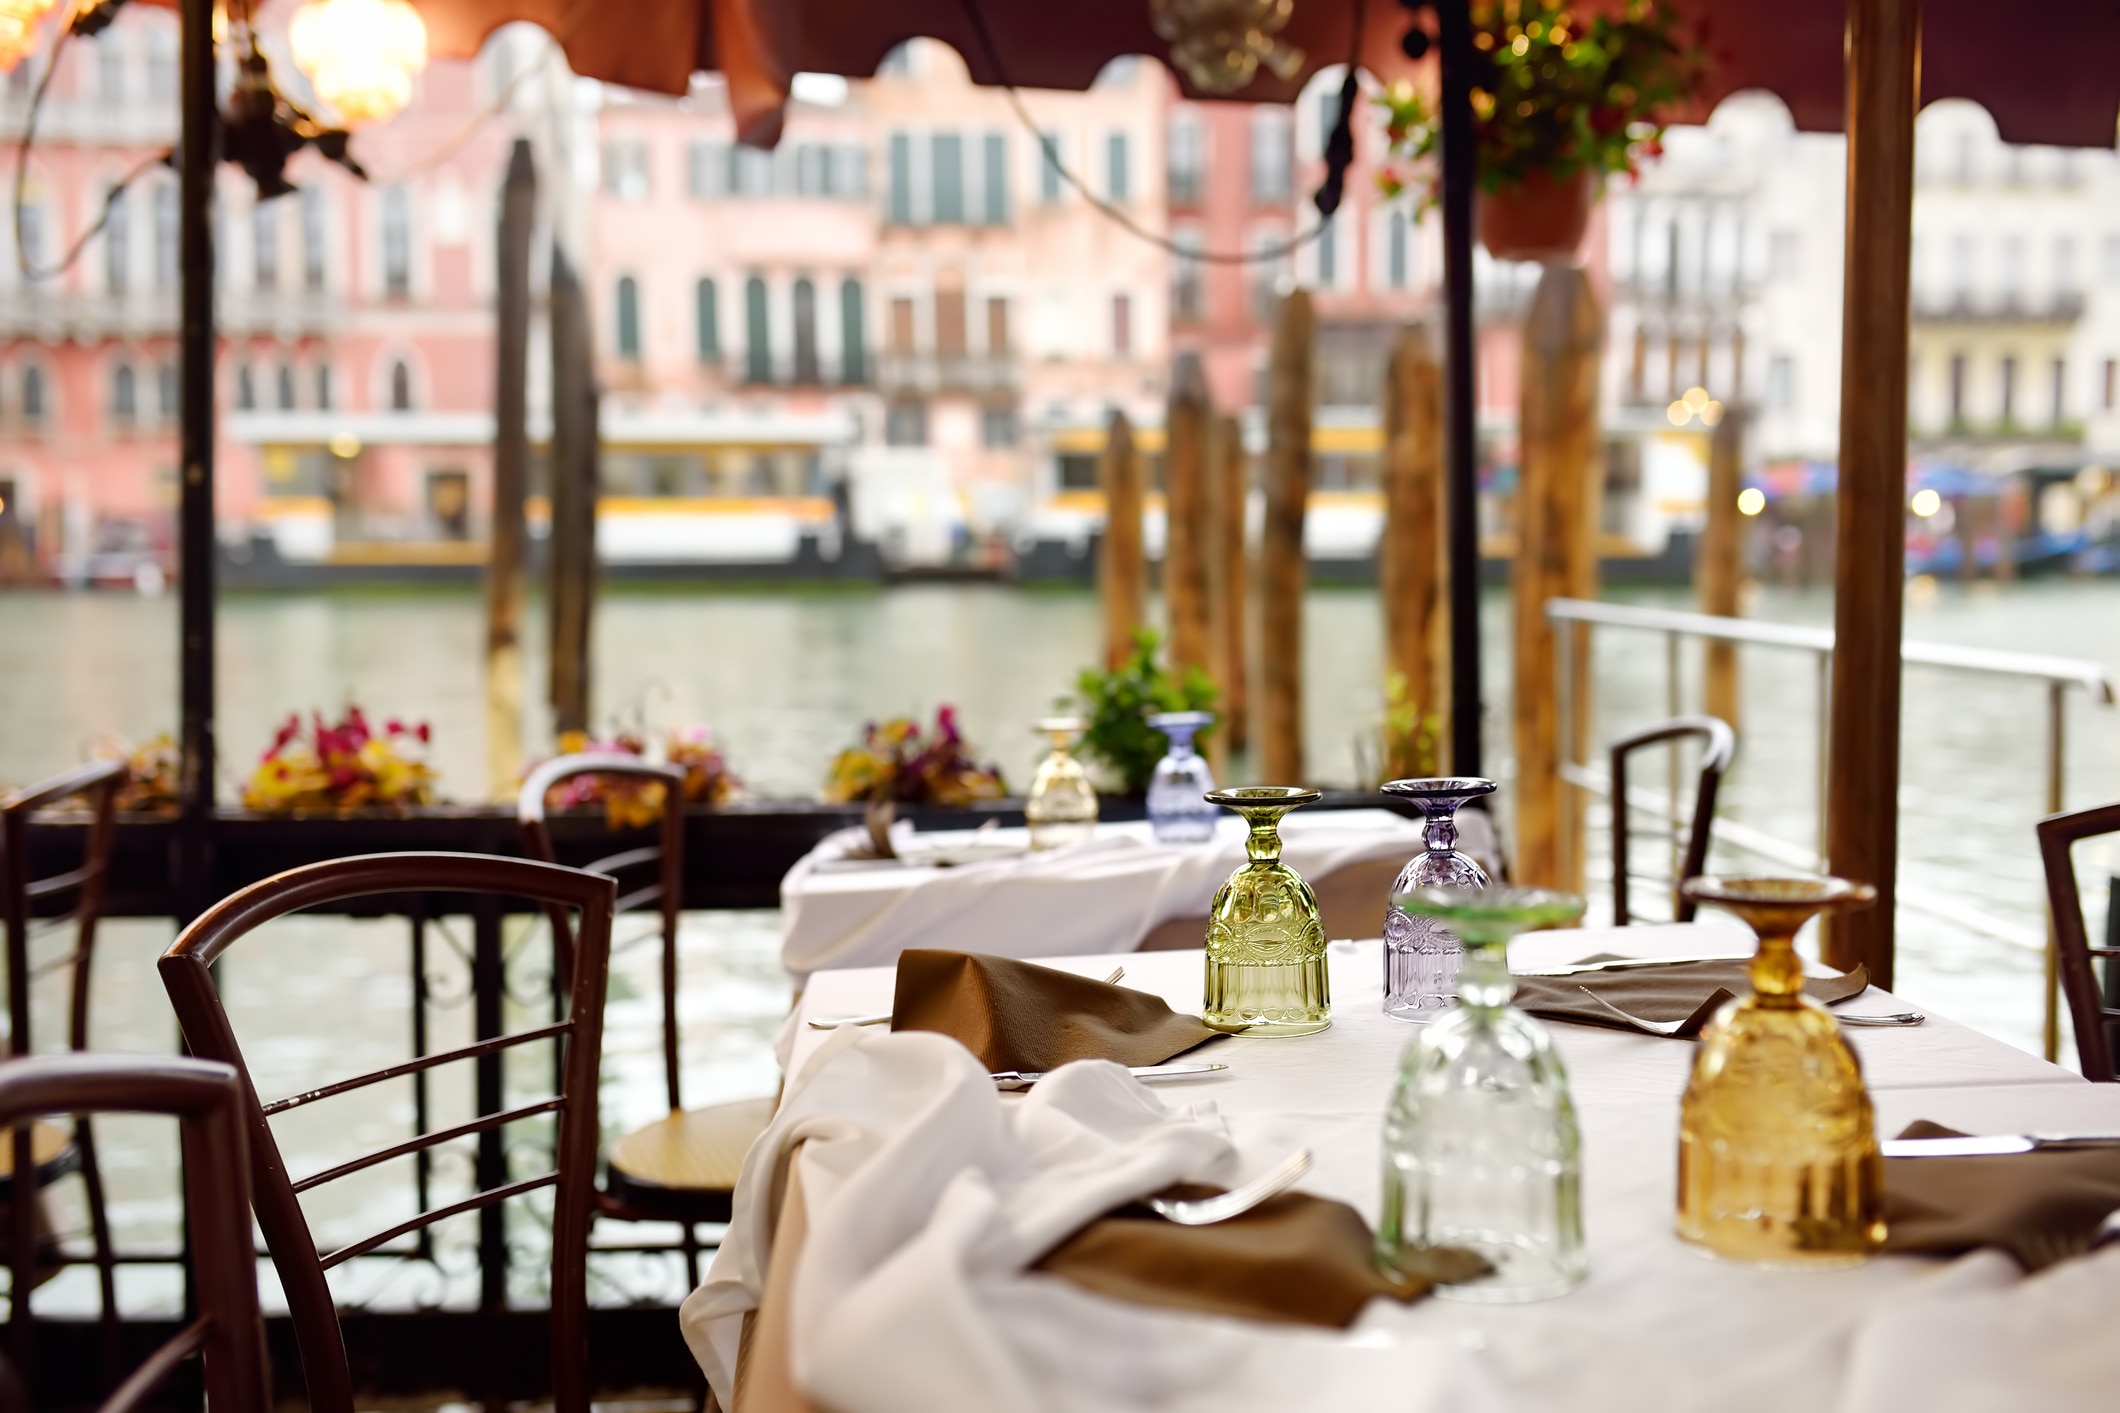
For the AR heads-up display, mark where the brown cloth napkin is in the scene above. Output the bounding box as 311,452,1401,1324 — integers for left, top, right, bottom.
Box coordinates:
891,949,1220,1073
1513,957,1870,1038
1034,1188,1488,1328
1884,1121,2120,1271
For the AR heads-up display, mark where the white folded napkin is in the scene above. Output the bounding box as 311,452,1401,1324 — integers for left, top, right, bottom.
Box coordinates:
1836,1246,2120,1413
681,1029,1478,1413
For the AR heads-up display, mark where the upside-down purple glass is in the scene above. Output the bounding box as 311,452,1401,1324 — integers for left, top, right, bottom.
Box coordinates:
1379,777,1496,1021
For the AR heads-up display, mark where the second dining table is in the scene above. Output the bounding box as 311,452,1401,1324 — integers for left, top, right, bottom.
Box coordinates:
719,920,2120,1412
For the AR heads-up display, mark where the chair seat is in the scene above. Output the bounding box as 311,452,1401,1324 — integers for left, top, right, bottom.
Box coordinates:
605,1098,775,1223
0,1119,79,1194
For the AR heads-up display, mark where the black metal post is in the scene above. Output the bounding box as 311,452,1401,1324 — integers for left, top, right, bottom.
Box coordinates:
473,897,507,1316
176,0,218,915
1437,0,1482,777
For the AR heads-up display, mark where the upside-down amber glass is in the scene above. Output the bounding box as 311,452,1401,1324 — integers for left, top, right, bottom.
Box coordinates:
1025,717,1098,851
1675,875,1884,1266
1202,787,1329,1036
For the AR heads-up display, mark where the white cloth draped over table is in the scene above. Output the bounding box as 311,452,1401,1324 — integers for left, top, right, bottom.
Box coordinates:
726,932,2120,1412
779,808,1501,979
680,1028,1493,1413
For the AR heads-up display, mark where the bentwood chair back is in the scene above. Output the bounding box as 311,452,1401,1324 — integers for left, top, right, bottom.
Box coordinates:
1609,716,1736,926
519,754,770,1287
2036,801,2120,1082
0,1053,268,1413
159,853,616,1413
1,758,128,1369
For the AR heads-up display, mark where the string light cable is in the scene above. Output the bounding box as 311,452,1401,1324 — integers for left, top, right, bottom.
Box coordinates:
949,0,1371,265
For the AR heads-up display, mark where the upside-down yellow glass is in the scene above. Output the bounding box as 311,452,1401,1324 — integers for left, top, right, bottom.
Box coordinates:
1202,787,1329,1036
1676,876,1885,1266
1025,717,1098,851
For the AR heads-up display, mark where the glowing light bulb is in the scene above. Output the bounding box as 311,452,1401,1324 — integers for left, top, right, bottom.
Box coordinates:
289,0,428,126
1683,385,1711,411
1701,399,1725,426
1667,400,1691,426
0,0,60,75
1736,487,1766,517
1910,488,1942,518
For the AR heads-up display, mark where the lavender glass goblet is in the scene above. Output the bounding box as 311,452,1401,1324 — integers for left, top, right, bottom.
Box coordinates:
1380,777,1497,1021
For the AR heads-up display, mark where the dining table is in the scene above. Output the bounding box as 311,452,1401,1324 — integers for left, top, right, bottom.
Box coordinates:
777,806,1503,978
700,920,2120,1412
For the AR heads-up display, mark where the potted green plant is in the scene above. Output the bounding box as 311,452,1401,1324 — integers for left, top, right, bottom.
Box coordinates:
1068,630,1218,796
1376,1,1700,262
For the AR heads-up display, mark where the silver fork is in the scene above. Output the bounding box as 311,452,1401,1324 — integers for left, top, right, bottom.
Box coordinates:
1142,1148,1312,1227
807,964,1127,1030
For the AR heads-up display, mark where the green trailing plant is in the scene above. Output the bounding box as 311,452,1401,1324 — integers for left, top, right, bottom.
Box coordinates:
1068,629,1218,795
1374,1,1701,206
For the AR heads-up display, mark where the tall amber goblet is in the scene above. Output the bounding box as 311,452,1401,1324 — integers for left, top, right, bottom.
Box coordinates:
1675,875,1883,1266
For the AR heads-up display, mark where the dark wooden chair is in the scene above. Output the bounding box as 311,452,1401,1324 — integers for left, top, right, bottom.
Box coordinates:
1609,716,1736,926
159,852,615,1413
0,1053,268,1413
1,759,128,1368
2037,801,2120,1082
520,753,772,1288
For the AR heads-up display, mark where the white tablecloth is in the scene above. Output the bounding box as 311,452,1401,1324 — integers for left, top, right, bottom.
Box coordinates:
779,807,1500,978
743,923,2120,1412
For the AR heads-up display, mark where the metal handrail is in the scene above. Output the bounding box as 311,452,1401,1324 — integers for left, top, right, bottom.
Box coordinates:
1546,596,2119,1063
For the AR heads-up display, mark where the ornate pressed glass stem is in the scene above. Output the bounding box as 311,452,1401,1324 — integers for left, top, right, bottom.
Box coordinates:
1202,788,1328,1037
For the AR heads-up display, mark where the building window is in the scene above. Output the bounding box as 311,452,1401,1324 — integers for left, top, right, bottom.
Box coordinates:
982,132,1008,224
1168,110,1203,205
316,363,333,411
1172,230,1203,323
390,360,412,411
111,362,137,425
887,132,912,223
1387,209,1410,290
237,363,255,410
796,144,827,196
731,146,774,197
2105,236,2120,284
146,28,174,101
1316,217,1337,287
2105,358,2116,411
1769,355,1795,411
829,143,867,198
381,186,411,298
885,398,927,446
1105,132,1130,204
302,187,326,291
2000,236,2024,305
253,199,278,292
793,277,820,383
688,140,725,198
2051,357,2066,427
932,133,965,223
1112,293,1132,357
1948,353,1966,423
2054,237,2077,299
20,364,44,424
888,296,915,354
696,277,719,359
273,361,294,410
986,296,1010,355
616,275,642,359
1248,228,1286,324
840,278,866,383
876,41,912,76
158,360,176,420
1039,132,1062,204
1250,108,1291,203
98,33,125,100
103,187,129,294
1769,230,1799,279
2000,354,2018,424
1949,234,1974,304
154,181,177,289
935,286,967,357
604,139,650,200
744,275,771,382
981,402,1018,447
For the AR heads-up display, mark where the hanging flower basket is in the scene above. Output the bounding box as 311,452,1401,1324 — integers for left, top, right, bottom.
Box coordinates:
1478,168,1597,263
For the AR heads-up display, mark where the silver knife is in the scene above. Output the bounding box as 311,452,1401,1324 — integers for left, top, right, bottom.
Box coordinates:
991,1061,1228,1092
1881,1133,2120,1158
1514,953,1753,978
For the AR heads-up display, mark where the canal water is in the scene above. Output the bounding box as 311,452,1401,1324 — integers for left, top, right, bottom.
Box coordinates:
2,577,2116,1315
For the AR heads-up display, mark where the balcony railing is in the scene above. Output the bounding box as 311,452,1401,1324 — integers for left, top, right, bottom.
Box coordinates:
873,352,1020,395
1912,291,2086,325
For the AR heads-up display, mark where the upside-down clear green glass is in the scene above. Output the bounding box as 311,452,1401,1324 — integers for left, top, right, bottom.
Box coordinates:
1675,875,1884,1267
1025,716,1098,850
1202,787,1329,1036
1379,886,1589,1303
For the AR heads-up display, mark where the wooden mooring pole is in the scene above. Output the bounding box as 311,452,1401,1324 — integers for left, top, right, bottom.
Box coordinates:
1258,289,1314,786
1380,323,1448,770
1165,353,1212,685
1513,264,1604,891
487,140,535,795
1099,409,1146,669
1207,412,1249,774
547,247,598,736
1698,407,1745,728
1824,0,1919,989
